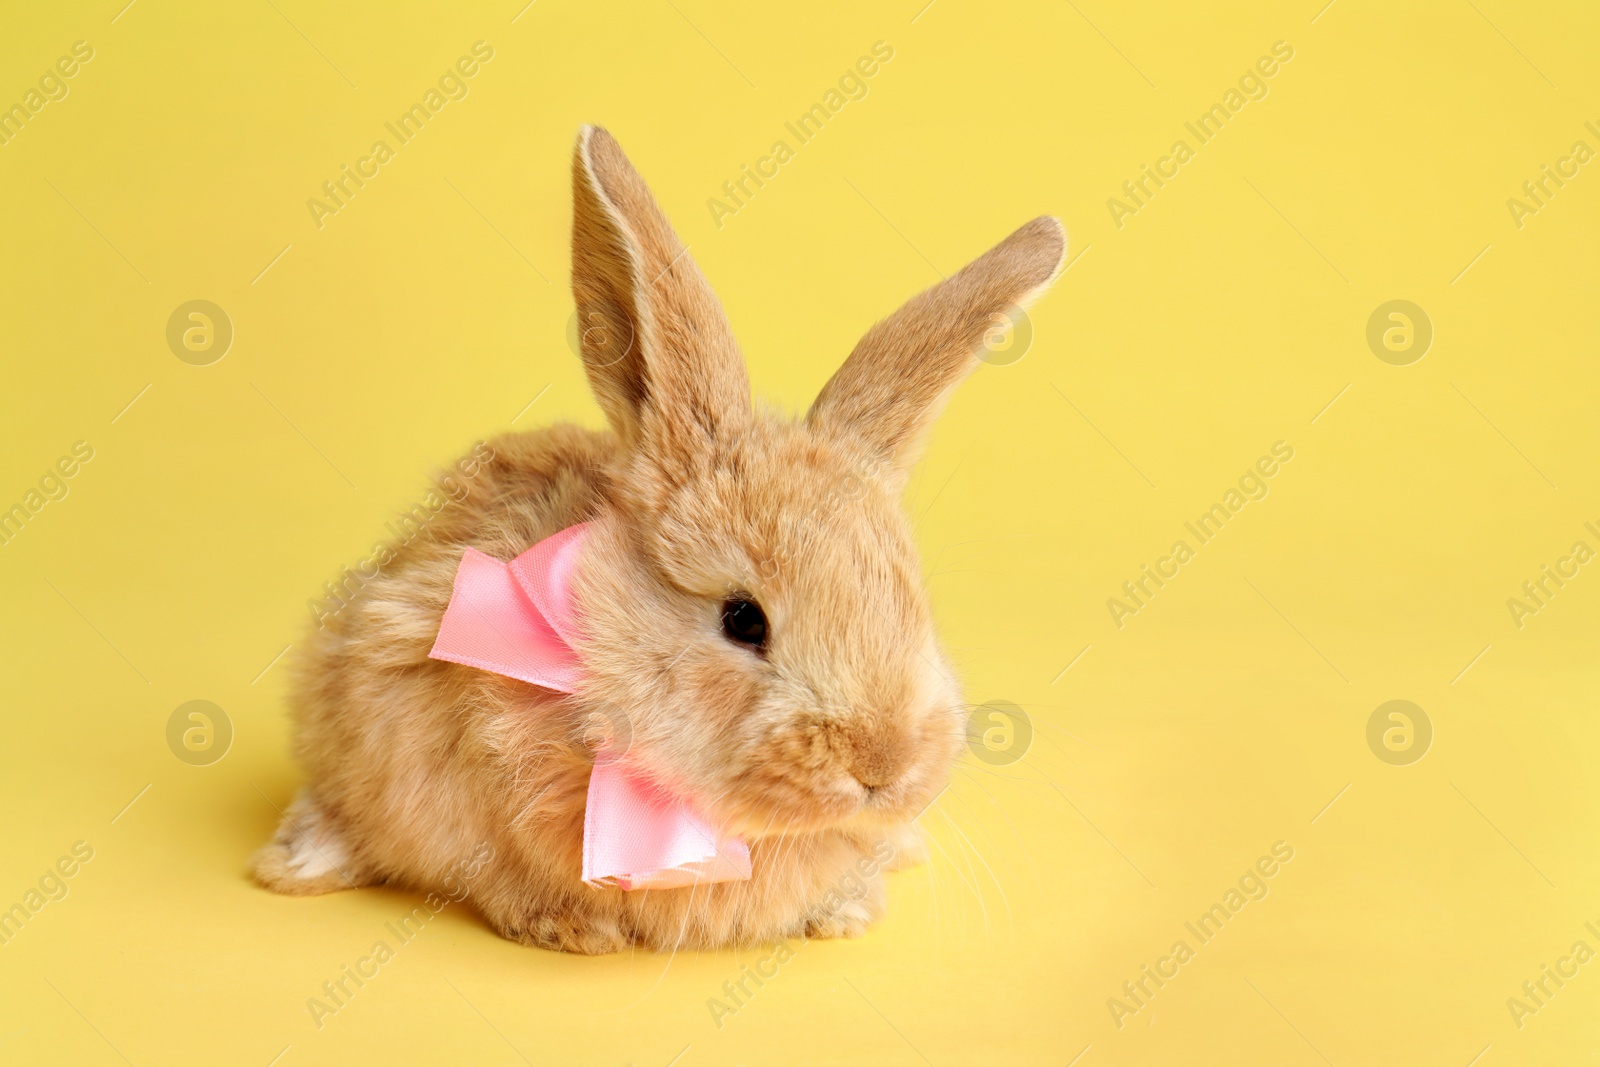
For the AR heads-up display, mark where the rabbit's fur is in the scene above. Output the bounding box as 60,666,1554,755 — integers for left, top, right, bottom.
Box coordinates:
252,127,1065,953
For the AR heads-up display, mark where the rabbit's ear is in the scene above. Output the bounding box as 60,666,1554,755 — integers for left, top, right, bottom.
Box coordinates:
808,217,1066,488
570,126,750,465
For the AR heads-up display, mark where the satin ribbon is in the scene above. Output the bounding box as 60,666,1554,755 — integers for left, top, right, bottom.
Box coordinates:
428,522,751,890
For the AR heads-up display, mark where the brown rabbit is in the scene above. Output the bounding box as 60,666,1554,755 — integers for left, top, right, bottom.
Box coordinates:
251,126,1065,953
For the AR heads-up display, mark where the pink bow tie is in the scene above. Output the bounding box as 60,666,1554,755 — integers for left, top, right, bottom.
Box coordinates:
428,523,751,890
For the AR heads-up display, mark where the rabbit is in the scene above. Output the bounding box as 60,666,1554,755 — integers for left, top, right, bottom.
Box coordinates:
250,125,1066,953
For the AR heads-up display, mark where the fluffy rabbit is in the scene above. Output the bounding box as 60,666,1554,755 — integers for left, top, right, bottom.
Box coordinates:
251,126,1065,953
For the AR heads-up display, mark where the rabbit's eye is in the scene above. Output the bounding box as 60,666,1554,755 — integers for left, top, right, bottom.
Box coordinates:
721,597,768,651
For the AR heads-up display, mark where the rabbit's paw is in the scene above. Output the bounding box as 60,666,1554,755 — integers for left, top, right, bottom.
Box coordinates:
800,899,876,940
250,790,373,896
793,878,886,941
500,908,632,955
882,824,928,872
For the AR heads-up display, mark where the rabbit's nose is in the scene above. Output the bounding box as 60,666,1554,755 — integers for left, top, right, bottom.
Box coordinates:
845,720,912,791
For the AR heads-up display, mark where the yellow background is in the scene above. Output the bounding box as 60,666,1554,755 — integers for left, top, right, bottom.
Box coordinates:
2,1,1597,1064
